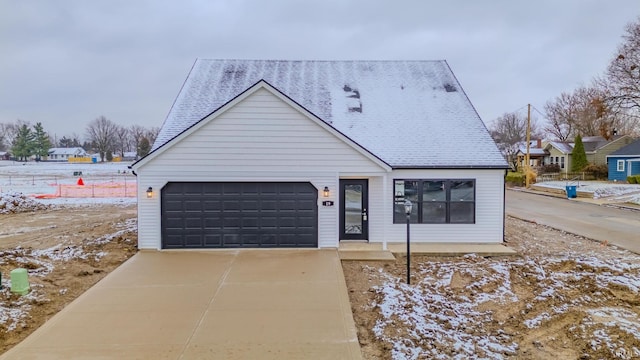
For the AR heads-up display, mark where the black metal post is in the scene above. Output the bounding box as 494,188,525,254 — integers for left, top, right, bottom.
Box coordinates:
406,213,411,285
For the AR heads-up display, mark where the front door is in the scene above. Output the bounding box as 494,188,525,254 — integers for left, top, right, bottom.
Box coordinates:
339,179,368,240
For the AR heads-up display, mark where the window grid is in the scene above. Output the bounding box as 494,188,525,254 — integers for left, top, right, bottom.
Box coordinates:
618,160,625,172
394,179,475,224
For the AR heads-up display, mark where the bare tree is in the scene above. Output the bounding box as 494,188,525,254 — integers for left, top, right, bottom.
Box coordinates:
2,119,32,149
0,123,8,151
544,85,621,139
601,17,640,136
113,125,130,157
86,116,118,162
129,125,146,157
146,126,160,147
544,92,575,141
605,17,640,115
490,112,539,170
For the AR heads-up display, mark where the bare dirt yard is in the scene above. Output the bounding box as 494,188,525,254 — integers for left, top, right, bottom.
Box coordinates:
0,196,137,353
2,193,640,359
343,216,640,359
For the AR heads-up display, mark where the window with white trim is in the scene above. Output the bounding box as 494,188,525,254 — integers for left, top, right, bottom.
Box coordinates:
617,160,625,172
560,156,565,169
394,179,475,224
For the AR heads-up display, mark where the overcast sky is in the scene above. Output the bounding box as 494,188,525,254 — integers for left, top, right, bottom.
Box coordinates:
1,0,638,140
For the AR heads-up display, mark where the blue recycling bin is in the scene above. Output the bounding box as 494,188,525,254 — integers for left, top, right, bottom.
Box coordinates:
566,185,577,199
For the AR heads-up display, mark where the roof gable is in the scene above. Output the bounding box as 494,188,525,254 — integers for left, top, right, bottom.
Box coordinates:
150,59,507,168
133,80,391,171
609,139,640,157
545,141,573,154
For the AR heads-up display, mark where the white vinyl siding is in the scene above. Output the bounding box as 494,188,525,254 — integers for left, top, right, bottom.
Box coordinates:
380,169,504,244
136,88,387,249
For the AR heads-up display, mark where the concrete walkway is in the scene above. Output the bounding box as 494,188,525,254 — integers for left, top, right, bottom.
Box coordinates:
1,250,362,360
338,242,516,260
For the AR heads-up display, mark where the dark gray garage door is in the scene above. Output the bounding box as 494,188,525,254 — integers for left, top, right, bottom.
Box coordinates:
161,182,318,249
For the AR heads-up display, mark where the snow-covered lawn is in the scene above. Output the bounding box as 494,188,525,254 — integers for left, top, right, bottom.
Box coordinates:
535,181,640,204
0,161,136,206
365,251,640,359
346,217,640,359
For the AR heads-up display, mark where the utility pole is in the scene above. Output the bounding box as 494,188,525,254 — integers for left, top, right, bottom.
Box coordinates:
525,104,531,188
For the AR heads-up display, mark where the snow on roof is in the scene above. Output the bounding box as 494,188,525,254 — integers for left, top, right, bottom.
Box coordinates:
547,141,573,154
609,139,640,157
48,147,87,156
518,147,547,156
152,59,506,168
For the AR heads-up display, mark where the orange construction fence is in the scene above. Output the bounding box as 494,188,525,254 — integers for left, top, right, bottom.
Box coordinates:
36,182,137,198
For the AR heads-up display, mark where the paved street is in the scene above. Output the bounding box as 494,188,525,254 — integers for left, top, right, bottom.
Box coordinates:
506,190,640,254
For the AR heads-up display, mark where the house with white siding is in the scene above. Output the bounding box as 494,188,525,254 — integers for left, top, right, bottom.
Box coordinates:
130,60,508,250
47,147,88,161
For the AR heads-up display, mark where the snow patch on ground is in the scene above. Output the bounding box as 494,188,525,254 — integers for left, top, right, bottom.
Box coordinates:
0,192,50,214
367,250,640,359
0,218,137,333
535,181,640,204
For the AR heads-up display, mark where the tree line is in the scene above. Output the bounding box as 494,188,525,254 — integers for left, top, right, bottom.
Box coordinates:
491,16,640,167
0,116,160,162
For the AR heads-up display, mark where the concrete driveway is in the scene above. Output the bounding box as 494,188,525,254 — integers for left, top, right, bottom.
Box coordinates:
1,250,362,360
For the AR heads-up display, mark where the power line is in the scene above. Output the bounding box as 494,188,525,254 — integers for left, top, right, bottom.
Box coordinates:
531,105,547,120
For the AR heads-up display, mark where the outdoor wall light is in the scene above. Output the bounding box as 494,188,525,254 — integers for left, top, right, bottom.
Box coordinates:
323,186,330,197
146,187,153,198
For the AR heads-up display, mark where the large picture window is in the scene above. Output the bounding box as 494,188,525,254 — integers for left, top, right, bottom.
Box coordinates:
394,179,475,224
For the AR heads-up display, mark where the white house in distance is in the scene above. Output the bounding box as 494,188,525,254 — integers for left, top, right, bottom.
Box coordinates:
131,60,508,250
47,147,88,161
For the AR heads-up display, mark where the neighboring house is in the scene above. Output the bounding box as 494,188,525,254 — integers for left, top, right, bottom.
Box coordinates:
544,141,573,175
606,139,640,181
516,139,547,170
47,147,88,161
122,152,137,161
543,135,634,175
582,135,634,165
131,59,508,250
0,151,10,160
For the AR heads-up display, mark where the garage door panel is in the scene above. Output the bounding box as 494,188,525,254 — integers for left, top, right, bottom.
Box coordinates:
203,200,222,211
185,218,202,228
242,200,259,210
204,217,223,228
184,234,203,247
163,200,184,211
223,233,241,246
161,182,318,249
204,234,222,247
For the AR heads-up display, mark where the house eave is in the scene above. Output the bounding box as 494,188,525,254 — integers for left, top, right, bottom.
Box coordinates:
606,154,640,158
392,165,509,170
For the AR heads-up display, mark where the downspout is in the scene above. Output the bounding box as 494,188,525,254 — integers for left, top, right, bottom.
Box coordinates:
382,173,388,251
503,169,507,243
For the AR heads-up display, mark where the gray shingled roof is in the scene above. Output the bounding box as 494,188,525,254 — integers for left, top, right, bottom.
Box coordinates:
610,139,640,156
153,59,507,168
546,141,574,154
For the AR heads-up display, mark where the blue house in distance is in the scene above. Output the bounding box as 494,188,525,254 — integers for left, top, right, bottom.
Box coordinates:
607,139,640,181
